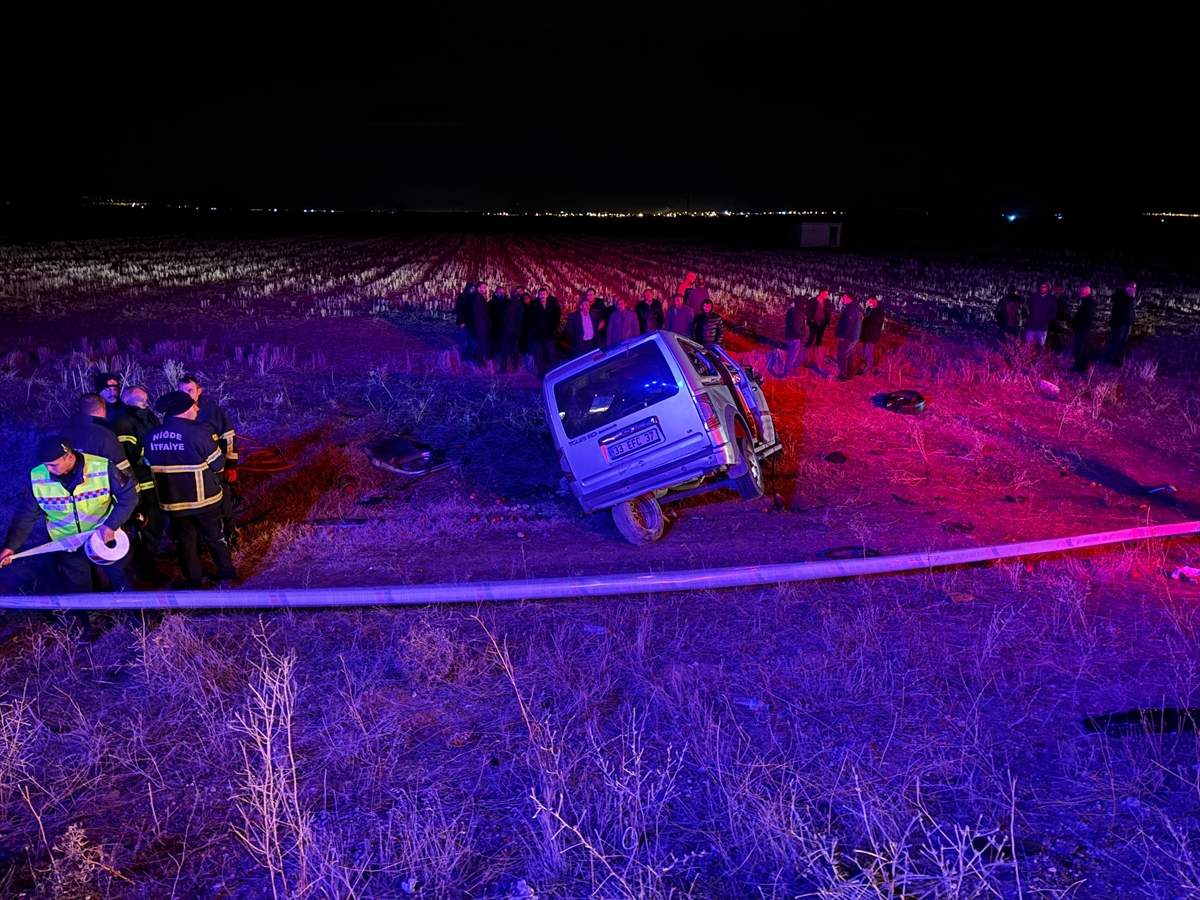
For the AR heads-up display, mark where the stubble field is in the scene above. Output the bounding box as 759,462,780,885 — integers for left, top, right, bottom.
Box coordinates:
1,232,1199,899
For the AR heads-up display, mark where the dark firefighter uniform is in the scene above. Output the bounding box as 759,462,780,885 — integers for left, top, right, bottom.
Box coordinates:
112,403,165,577
61,410,132,476
197,395,239,546
144,392,237,587
2,437,138,635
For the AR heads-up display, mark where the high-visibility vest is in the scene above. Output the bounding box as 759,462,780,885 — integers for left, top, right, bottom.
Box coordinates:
30,453,114,542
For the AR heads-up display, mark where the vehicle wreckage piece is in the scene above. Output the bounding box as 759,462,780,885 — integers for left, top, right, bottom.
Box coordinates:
365,436,462,478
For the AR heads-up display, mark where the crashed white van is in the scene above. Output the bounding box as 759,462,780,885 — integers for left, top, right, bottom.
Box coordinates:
543,330,782,543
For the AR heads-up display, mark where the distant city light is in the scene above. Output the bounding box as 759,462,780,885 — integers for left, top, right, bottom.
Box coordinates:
1006,214,1017,222
1145,211,1200,218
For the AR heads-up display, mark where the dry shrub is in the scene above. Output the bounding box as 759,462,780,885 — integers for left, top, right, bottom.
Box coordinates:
400,618,467,685
137,615,247,717
44,824,122,900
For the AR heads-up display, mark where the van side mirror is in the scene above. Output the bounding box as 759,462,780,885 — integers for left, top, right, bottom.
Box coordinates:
744,365,763,386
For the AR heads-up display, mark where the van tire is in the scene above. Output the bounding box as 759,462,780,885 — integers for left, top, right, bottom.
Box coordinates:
733,437,766,500
612,495,665,544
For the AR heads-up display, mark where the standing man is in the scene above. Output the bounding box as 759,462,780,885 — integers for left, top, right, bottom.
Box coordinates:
995,285,1023,338
455,282,477,361
676,272,697,305
691,298,725,346
664,293,694,337
530,286,561,380
1025,282,1057,348
606,295,641,346
834,293,863,382
499,286,526,373
1071,285,1097,373
1101,281,1138,367
61,394,132,476
178,376,238,549
116,385,165,580
635,288,664,334
1,436,138,639
805,289,832,369
783,295,807,376
565,295,601,357
517,286,536,356
95,372,129,422
471,282,492,362
145,391,236,589
685,275,710,318
488,286,509,361
859,295,885,376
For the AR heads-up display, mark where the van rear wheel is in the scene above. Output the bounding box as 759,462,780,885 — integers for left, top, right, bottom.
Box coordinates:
733,437,766,500
612,495,665,544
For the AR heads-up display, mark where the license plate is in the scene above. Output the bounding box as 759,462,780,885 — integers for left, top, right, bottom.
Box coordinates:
604,428,662,462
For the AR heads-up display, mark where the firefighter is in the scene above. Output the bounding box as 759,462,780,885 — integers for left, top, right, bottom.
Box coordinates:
60,394,132,476
177,375,239,549
1,435,138,640
145,391,237,589
114,386,166,581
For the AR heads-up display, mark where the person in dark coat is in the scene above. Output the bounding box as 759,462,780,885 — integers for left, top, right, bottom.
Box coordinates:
530,286,561,380
499,286,526,372
517,287,535,355
118,385,166,580
784,296,807,376
664,294,694,336
690,299,725,346
455,283,477,360
1024,282,1057,347
859,295,885,375
1101,281,1138,367
488,287,509,359
996,285,1023,338
834,293,863,381
635,289,664,334
1071,285,1097,373
95,372,131,423
685,276,710,317
470,283,491,361
61,394,132,476
606,295,641,346
565,297,603,357
805,290,832,368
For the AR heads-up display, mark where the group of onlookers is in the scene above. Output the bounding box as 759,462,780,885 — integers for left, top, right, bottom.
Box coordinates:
995,280,1139,372
783,290,886,382
454,273,726,380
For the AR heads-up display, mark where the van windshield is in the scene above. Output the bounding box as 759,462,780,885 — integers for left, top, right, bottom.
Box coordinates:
554,342,680,439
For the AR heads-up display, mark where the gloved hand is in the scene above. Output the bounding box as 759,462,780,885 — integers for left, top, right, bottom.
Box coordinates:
226,469,238,483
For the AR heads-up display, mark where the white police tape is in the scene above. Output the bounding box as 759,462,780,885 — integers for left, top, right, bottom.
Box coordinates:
2,520,1198,610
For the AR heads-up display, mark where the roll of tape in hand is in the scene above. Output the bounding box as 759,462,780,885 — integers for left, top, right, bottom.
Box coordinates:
85,529,130,566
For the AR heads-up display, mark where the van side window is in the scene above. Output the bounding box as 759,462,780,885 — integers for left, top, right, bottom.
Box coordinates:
554,342,680,439
681,342,722,382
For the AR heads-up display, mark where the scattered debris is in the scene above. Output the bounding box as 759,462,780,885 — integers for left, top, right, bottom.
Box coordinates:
366,435,463,479
1037,379,1061,396
942,522,976,534
891,493,916,505
945,592,974,603
582,624,609,635
824,546,883,560
734,697,769,712
1083,708,1200,736
883,390,927,415
824,451,848,464
1170,566,1200,583
1148,484,1177,495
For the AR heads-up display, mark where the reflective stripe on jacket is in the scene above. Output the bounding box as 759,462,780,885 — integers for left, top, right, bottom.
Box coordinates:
144,419,225,513
30,453,114,541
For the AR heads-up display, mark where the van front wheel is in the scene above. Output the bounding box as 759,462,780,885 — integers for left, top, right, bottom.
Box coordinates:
733,437,766,500
612,495,665,544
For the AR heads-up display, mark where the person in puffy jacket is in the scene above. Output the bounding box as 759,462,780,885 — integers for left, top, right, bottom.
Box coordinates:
1101,281,1137,367
1024,282,1057,347
1071,285,1097,373
859,295,885,375
834,293,863,381
690,299,724,346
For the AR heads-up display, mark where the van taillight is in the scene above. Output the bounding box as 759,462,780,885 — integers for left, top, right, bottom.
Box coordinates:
694,391,720,431
557,447,575,481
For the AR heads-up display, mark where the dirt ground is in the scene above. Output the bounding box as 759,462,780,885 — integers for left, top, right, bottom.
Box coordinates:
1,235,1199,898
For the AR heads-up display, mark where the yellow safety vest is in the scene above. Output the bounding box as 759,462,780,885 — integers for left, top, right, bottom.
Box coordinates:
30,453,114,542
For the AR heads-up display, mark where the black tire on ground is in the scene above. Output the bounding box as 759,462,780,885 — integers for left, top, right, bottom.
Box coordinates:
883,390,927,415
733,437,766,500
612,495,666,545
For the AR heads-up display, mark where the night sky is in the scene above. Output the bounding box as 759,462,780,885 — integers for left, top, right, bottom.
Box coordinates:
5,11,1191,215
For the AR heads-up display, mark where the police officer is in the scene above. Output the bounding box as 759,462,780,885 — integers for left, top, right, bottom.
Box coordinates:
1,435,138,639
177,375,239,548
115,386,166,581
145,391,237,589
